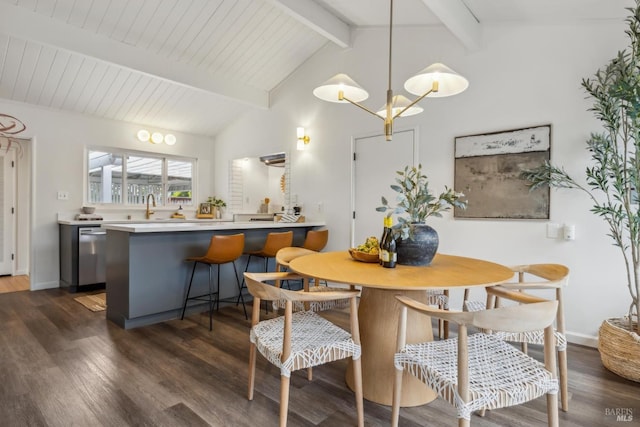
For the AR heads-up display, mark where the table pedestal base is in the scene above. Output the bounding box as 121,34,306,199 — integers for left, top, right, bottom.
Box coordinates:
346,287,437,406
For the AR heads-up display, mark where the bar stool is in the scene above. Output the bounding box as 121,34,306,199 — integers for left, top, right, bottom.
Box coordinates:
302,228,328,252
245,231,293,273
181,233,246,330
238,231,293,311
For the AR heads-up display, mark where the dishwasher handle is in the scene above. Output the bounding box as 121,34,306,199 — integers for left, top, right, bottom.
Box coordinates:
79,228,107,236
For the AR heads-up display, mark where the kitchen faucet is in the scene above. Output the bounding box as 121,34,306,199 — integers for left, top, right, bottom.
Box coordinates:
146,194,156,219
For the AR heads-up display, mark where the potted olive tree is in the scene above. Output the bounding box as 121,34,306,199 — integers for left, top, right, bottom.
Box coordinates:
377,164,466,265
522,0,640,381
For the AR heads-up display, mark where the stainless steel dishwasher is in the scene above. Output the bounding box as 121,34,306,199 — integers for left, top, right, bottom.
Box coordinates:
78,227,106,286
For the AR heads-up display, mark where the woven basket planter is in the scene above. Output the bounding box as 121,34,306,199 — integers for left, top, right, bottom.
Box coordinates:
598,318,640,382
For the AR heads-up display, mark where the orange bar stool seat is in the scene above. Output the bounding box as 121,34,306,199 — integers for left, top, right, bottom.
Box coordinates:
245,231,294,271
238,231,293,309
302,229,328,252
181,233,245,329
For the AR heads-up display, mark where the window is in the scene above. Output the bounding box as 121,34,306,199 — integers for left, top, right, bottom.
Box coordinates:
87,149,195,207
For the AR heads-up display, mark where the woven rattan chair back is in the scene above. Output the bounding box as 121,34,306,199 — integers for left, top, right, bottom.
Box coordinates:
245,271,364,427
392,288,560,427
474,263,570,412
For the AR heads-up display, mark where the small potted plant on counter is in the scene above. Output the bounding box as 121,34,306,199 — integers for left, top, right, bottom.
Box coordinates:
377,164,466,265
207,196,226,219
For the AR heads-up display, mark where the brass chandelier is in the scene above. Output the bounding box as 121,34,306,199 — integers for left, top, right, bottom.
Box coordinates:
313,0,469,141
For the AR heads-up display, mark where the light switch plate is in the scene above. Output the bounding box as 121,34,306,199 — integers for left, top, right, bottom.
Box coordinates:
57,191,69,200
546,223,560,239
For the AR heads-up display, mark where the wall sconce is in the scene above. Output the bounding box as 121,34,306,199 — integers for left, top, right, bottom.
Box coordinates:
137,130,177,145
296,127,310,151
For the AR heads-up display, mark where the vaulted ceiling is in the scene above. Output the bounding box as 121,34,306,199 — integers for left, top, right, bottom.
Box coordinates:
0,0,632,138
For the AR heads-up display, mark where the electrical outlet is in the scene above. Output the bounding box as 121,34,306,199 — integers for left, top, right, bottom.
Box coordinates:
57,191,69,201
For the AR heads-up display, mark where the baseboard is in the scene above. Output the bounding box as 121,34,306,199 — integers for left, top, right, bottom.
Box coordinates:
31,280,59,291
566,331,598,348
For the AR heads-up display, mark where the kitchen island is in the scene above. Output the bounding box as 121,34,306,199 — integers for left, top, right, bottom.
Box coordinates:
102,220,325,329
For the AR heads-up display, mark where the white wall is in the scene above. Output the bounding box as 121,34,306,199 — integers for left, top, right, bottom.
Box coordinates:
0,99,214,290
213,19,630,345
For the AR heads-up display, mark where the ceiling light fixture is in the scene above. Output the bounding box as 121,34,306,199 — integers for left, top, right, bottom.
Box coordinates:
137,130,177,145
296,127,310,151
313,0,468,141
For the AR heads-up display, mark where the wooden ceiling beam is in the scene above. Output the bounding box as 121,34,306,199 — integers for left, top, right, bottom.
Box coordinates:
421,0,482,52
268,0,352,48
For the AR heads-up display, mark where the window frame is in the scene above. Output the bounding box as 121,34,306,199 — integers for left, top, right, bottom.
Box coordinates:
85,146,197,209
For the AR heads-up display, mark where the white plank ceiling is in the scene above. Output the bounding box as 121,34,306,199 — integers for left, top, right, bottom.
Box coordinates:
0,0,633,138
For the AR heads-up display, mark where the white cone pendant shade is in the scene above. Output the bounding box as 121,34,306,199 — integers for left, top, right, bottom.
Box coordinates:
376,95,424,118
313,73,369,103
404,63,469,98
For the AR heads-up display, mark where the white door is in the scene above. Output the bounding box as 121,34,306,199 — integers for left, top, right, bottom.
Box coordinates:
352,128,416,246
0,148,15,275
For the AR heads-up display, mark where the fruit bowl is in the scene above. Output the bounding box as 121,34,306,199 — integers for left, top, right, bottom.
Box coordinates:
348,248,379,263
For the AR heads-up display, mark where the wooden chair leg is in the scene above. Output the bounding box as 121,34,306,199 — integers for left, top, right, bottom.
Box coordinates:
307,367,313,381
559,349,569,411
391,366,403,427
248,344,257,400
352,357,364,427
280,375,291,427
547,391,559,427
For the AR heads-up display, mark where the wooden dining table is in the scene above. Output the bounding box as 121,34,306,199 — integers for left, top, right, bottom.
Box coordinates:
288,251,514,407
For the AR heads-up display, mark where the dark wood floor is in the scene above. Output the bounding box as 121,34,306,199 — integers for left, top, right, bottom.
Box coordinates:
0,288,638,426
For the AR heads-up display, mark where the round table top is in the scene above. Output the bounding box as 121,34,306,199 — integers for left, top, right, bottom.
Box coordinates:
289,251,514,290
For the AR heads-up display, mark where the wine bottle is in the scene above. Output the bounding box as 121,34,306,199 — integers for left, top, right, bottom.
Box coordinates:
379,217,389,264
381,217,397,268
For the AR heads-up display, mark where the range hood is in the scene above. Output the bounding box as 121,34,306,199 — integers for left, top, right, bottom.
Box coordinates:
259,152,286,167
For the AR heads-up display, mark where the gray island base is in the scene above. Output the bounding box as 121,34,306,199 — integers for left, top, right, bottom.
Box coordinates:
103,221,325,329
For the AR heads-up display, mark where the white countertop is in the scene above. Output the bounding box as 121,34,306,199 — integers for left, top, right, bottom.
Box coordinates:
100,220,325,233
57,218,230,226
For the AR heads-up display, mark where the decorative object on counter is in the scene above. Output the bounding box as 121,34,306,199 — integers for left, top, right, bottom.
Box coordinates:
197,201,214,219
293,205,301,215
76,206,103,221
521,1,640,381
258,197,270,214
207,196,226,219
377,164,467,266
312,0,468,141
171,205,186,219
276,214,305,223
296,127,310,151
136,129,176,145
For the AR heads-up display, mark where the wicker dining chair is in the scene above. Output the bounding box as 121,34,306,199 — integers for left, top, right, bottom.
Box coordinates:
392,287,559,427
464,263,570,411
245,271,364,427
